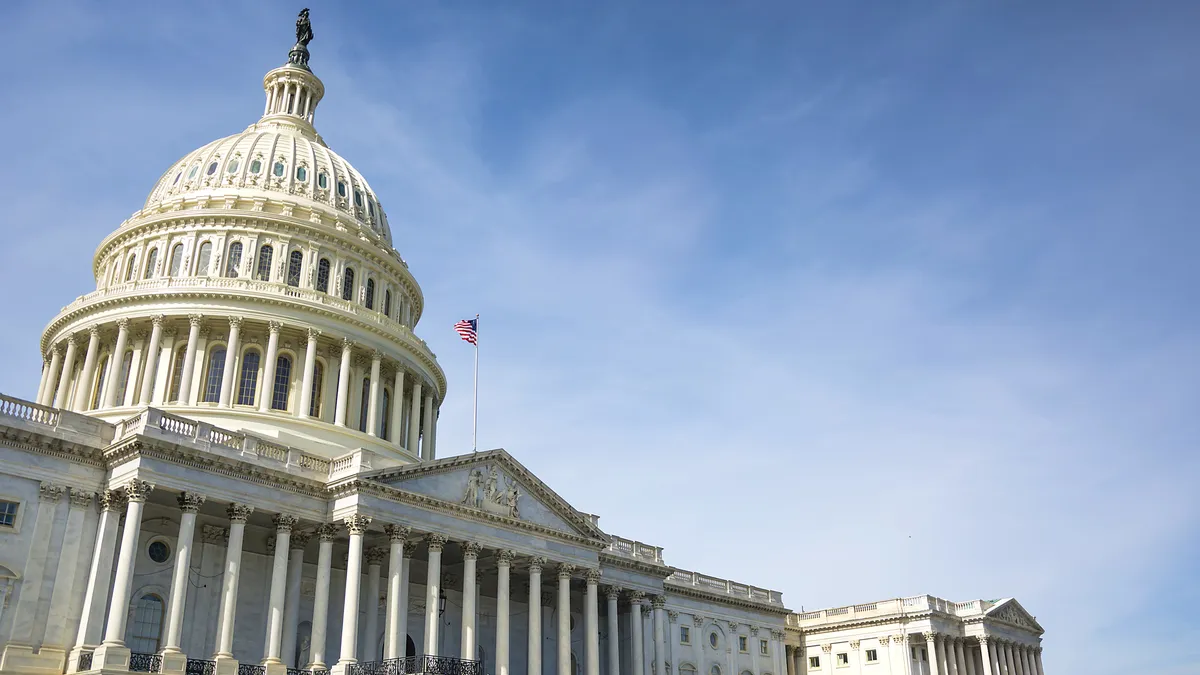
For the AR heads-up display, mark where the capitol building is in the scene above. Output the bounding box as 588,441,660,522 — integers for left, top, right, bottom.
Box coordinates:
0,12,1047,675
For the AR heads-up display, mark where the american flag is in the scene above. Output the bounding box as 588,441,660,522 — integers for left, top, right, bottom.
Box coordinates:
454,318,478,345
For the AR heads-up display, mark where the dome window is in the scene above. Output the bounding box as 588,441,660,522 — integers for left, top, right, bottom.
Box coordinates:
341,267,355,301
365,279,375,309
337,180,347,198
196,242,213,276
317,172,328,189
227,158,240,174
236,350,261,406
206,161,218,176
256,245,273,281
354,190,363,208
271,355,292,411
173,171,181,185
225,242,243,278
296,166,308,182
250,159,262,174
143,249,158,279
168,243,184,277
273,161,286,178
368,200,375,217
187,165,199,180
316,258,330,293
286,250,303,287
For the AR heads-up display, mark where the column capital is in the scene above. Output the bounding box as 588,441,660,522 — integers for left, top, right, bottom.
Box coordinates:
1035,646,1043,654
528,556,546,573
556,563,576,580
384,524,411,542
344,514,372,534
923,631,938,642
627,590,646,604
152,314,167,327
371,349,384,362
651,595,666,609
188,314,204,328
341,337,355,351
978,635,990,645
402,540,418,558
227,503,254,522
668,610,679,623
604,585,622,600
200,524,226,543
497,549,516,566
848,640,860,650
461,541,483,559
315,523,340,541
693,615,705,627
365,546,388,565
115,317,130,331
268,320,283,334
67,487,93,509
88,325,101,337
177,492,207,513
307,327,322,341
97,489,126,512
584,568,602,584
426,532,448,552
273,514,299,532
820,644,832,654
124,480,154,503
290,530,312,549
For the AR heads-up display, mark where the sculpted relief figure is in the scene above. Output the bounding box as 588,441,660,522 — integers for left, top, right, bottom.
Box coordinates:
461,465,520,518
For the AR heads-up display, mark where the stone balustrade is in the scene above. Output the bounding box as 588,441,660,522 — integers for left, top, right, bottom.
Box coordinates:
665,567,784,606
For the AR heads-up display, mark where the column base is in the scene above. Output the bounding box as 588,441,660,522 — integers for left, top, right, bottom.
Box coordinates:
213,655,240,675
88,644,131,672
159,651,189,675
66,646,97,673
329,661,358,675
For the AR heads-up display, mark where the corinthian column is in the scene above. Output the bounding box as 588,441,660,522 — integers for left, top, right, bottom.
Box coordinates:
384,525,411,660
88,482,152,670
41,489,93,660
495,551,514,675
72,327,101,410
308,524,339,670
527,557,545,675
102,319,131,407
218,317,241,407
214,503,253,669
407,380,422,454
628,592,645,675
259,321,282,411
605,586,621,675
461,542,482,659
53,335,79,408
423,534,447,657
298,328,320,418
176,315,202,404
264,515,298,668
66,490,124,672
282,531,310,668
584,570,601,675
335,338,353,426
390,369,406,446
40,346,63,406
335,515,372,675
161,493,206,671
364,547,386,662
366,351,383,436
557,564,575,675
139,316,165,404
421,392,435,460
924,633,941,675
651,596,666,675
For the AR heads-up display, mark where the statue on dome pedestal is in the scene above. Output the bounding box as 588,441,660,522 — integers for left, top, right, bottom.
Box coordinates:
289,8,314,69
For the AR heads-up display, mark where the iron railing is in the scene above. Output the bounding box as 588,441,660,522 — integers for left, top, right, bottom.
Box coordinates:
187,659,217,675
129,652,163,673
238,665,266,675
78,652,94,671
349,657,483,675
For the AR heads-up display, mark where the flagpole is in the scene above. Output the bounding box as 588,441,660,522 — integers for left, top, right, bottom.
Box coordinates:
472,313,479,452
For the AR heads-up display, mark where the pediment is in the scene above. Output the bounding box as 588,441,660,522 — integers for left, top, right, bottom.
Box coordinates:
362,449,608,542
985,599,1043,634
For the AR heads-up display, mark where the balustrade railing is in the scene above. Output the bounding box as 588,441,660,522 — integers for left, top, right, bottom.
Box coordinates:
77,652,94,671
237,664,266,675
349,656,483,675
128,652,163,673
0,394,60,426
186,659,217,675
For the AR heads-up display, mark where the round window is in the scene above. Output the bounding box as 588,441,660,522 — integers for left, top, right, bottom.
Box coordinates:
206,161,218,176
250,159,262,174
709,633,718,649
148,540,170,563
227,159,240,174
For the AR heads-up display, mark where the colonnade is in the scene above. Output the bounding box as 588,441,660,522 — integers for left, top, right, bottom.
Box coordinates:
72,483,675,675
919,632,1045,675
34,315,439,459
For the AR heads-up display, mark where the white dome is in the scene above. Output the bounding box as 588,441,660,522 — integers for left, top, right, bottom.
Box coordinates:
144,64,394,244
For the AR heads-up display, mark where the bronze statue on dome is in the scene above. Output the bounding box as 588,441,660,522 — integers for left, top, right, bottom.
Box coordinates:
288,8,314,70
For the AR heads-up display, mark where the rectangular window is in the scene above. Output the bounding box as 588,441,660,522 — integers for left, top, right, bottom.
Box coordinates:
680,626,690,644
738,636,748,653
0,500,17,528
809,656,820,669
865,649,877,663
836,653,848,666
760,639,769,655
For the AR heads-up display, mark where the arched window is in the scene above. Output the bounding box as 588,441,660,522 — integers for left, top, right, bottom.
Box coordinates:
128,593,165,653
256,245,273,281
710,667,721,675
115,350,134,405
90,356,109,410
143,249,158,279
167,345,187,403
383,290,392,318
125,253,138,281
679,666,696,675
226,242,243,278
365,279,375,309
271,355,292,411
358,377,370,432
342,267,355,301
381,388,391,439
309,362,324,418
196,242,213,276
168,243,185,277
316,258,330,293
287,250,303,287
203,348,226,403
237,350,261,406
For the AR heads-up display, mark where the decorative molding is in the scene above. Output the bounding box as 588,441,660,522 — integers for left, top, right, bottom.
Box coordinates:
426,533,447,552
344,514,372,534
97,489,125,512
584,568,602,584
38,483,64,503
125,480,154,503
604,585,622,600
315,523,339,541
200,524,226,544
290,530,312,549
668,610,678,623
365,547,387,566
273,514,299,532
557,564,576,580
384,524,410,542
177,492,206,513
461,541,483,559
849,640,859,650
68,487,93,509
497,550,516,566
528,556,546,574
227,503,254,523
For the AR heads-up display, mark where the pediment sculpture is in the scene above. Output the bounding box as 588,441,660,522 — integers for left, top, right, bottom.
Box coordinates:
461,464,521,518
995,604,1035,629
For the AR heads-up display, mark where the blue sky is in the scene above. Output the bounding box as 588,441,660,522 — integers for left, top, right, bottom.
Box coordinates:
2,2,1198,672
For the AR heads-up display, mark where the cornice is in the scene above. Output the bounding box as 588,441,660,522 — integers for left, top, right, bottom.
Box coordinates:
0,426,107,467
598,550,673,578
664,582,792,616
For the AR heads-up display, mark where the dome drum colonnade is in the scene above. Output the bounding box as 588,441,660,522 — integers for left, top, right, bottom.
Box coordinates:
75,481,674,675
34,30,445,461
